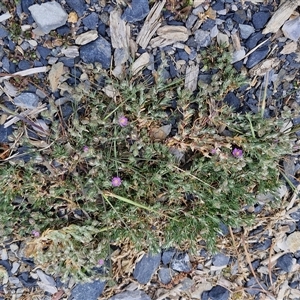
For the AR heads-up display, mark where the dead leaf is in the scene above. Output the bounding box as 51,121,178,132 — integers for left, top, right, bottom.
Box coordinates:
68,11,78,23
48,62,64,92
149,124,172,141
51,290,65,300
28,140,50,148
0,143,10,160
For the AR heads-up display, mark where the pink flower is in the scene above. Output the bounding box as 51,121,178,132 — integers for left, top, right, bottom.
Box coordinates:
111,177,122,187
32,230,40,237
232,148,243,158
118,116,128,127
83,146,89,152
98,259,104,266
210,148,217,155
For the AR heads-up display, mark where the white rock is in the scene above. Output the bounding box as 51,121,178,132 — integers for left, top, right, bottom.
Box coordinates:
0,249,8,260
11,262,20,274
75,30,98,45
286,232,300,252
282,16,300,41
28,2,68,34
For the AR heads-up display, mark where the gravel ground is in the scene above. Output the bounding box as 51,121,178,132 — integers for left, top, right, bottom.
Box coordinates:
1,0,300,299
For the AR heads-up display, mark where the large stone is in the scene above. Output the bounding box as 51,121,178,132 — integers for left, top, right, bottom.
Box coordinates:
28,2,68,34
80,36,111,69
71,280,106,300
133,253,161,284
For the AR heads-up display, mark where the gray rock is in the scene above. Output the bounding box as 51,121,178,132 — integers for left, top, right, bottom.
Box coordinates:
223,92,240,111
245,277,267,295
122,0,149,23
109,290,151,300
212,253,230,267
80,36,111,69
186,14,197,29
252,12,270,30
194,29,211,48
246,45,269,68
170,252,192,273
282,16,300,41
21,0,35,14
28,2,68,34
71,280,106,300
158,267,172,284
162,248,176,265
251,238,272,251
180,277,194,290
245,32,264,50
283,156,298,187
0,25,8,38
290,209,300,221
208,285,230,300
239,24,255,39
133,252,161,284
14,93,39,109
18,60,31,70
276,253,294,272
36,269,56,286
83,12,99,30
65,0,86,17
0,125,13,143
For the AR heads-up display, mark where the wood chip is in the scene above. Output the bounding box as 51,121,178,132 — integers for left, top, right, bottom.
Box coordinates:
0,67,48,83
131,52,150,75
193,0,206,7
61,46,79,58
280,41,298,54
150,26,189,48
185,62,199,92
249,58,280,77
75,30,98,45
137,0,166,49
262,0,300,34
110,8,130,78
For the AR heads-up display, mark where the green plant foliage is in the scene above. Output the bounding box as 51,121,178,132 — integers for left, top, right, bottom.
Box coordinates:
0,45,297,282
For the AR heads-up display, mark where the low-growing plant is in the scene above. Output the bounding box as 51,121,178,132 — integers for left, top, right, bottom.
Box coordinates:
0,44,297,282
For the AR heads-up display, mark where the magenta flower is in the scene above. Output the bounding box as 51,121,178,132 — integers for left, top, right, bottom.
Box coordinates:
210,148,217,155
111,176,122,187
83,146,89,152
118,116,128,127
232,148,243,158
31,230,40,237
98,259,104,266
